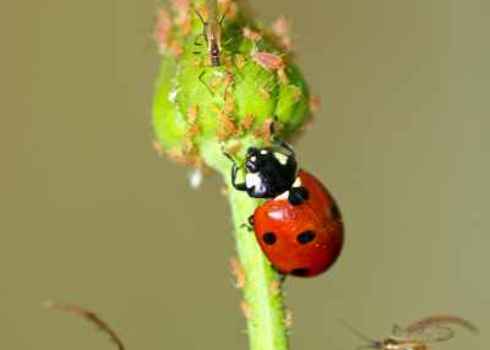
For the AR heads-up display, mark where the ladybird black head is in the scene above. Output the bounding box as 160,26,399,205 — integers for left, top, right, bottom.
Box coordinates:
240,143,298,199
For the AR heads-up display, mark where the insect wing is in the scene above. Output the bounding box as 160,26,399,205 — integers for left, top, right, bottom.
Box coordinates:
395,325,455,344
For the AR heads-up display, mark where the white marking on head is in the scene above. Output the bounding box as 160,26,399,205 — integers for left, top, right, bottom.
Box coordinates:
246,173,267,194
274,152,288,165
246,173,261,188
292,177,302,188
260,149,268,155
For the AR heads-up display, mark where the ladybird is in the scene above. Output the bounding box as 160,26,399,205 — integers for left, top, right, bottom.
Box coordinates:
250,170,344,277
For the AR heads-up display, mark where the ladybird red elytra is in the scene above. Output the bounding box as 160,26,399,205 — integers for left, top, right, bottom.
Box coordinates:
251,170,344,277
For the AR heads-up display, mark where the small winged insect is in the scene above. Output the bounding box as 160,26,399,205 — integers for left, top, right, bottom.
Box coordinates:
342,315,478,350
193,0,227,67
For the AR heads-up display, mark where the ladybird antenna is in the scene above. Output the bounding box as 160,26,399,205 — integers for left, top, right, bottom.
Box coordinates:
339,319,380,349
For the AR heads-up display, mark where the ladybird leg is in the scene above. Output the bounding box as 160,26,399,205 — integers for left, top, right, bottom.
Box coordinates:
240,222,253,232
231,163,247,192
288,186,309,206
222,147,248,191
248,215,255,226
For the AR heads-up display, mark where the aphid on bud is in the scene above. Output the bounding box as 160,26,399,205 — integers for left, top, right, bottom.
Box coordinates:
242,27,262,42
193,1,228,67
153,8,172,54
252,51,285,71
272,15,292,51
343,315,478,350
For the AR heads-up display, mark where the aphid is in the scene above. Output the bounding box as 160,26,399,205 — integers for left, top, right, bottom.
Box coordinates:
153,8,172,54
224,141,344,277
242,27,262,42
272,15,292,50
343,315,478,350
193,1,227,67
252,51,285,71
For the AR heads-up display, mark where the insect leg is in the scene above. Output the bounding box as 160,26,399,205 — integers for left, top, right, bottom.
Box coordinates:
222,145,248,192
198,70,215,96
231,163,247,192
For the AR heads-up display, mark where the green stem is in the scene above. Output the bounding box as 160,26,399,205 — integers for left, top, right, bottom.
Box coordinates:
202,141,289,350
228,185,289,350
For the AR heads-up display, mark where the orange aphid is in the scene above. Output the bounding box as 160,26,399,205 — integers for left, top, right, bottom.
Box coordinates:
240,114,255,131
168,40,183,57
165,148,197,166
187,105,200,124
242,27,262,42
254,118,274,143
284,308,293,328
217,112,238,141
269,280,281,296
171,0,191,35
252,51,285,71
240,300,252,320
152,140,164,157
229,257,246,289
218,0,238,19
309,95,321,112
272,15,292,50
154,8,172,54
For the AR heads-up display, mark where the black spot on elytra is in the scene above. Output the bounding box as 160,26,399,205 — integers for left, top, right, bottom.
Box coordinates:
288,187,309,206
297,230,316,244
291,268,309,276
330,202,341,220
262,232,277,245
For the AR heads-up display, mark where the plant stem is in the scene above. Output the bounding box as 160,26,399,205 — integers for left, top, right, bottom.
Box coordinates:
227,184,289,350
203,141,289,350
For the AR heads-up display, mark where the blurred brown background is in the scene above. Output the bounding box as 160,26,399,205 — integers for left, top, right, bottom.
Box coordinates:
1,0,488,349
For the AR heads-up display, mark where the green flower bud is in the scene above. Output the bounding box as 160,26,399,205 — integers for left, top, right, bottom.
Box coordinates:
152,0,312,172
